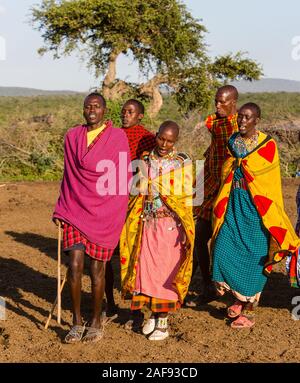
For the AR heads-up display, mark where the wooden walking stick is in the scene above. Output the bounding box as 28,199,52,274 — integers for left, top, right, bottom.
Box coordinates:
44,272,67,330
44,221,66,330
57,221,62,324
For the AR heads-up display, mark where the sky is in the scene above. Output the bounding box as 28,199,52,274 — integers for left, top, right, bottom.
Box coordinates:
0,0,300,91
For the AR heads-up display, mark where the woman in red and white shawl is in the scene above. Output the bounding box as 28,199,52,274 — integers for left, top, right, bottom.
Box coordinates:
53,93,131,343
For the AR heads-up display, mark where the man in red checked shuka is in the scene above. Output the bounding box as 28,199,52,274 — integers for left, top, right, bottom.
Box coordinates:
189,85,239,305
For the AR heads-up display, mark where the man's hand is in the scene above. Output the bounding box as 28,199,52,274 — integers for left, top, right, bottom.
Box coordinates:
54,218,64,226
296,221,300,237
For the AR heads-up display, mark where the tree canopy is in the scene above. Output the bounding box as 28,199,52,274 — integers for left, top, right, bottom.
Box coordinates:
31,0,263,116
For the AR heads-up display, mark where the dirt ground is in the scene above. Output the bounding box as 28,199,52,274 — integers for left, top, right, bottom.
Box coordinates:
0,179,299,363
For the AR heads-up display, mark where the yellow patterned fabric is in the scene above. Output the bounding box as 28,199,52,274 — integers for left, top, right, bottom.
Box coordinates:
211,131,300,279
120,153,195,303
86,123,106,146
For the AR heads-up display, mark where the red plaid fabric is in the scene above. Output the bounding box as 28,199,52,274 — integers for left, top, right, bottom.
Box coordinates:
63,223,114,261
131,294,180,313
122,125,156,161
296,185,300,236
196,113,238,221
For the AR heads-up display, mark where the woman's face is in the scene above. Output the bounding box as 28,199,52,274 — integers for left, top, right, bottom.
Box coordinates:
155,128,177,157
237,107,259,138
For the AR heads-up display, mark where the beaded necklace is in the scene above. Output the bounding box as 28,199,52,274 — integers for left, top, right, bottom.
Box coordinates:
149,147,177,174
233,131,259,157
142,148,177,220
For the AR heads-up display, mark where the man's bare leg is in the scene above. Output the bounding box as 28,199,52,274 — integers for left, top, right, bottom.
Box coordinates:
68,249,85,326
82,259,106,343
90,259,106,329
105,260,118,316
188,218,217,304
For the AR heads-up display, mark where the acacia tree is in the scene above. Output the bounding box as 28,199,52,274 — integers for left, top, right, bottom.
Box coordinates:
31,0,262,116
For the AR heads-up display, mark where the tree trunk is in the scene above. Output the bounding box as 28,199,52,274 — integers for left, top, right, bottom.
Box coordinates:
146,87,163,118
139,74,168,118
102,51,118,99
102,51,131,100
109,80,131,100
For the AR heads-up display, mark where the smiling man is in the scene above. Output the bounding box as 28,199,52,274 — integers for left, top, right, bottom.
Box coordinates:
191,85,239,305
53,92,131,344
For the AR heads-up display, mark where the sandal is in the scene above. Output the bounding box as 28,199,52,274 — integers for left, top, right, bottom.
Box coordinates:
184,296,199,307
102,312,118,325
64,323,86,344
230,314,255,329
106,304,119,318
124,319,134,331
124,312,144,332
82,324,104,343
227,301,244,318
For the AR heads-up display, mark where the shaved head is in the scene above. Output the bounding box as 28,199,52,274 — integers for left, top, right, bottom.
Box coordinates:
239,102,261,118
216,85,239,100
84,92,106,107
123,99,144,114
156,120,180,157
215,85,238,117
158,120,180,139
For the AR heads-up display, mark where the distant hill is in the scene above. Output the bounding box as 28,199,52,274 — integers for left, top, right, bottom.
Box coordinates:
230,78,300,93
0,87,82,97
2,79,300,96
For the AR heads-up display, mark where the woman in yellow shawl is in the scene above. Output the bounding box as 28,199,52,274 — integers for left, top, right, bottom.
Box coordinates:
120,121,194,341
211,103,300,328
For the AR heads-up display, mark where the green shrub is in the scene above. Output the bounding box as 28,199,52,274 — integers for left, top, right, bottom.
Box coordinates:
0,93,299,181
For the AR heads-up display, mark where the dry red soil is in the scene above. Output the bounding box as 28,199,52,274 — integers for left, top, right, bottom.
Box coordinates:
0,179,299,362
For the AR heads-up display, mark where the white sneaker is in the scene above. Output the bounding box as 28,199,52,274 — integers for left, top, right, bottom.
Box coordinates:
148,329,169,341
148,316,169,340
142,318,156,335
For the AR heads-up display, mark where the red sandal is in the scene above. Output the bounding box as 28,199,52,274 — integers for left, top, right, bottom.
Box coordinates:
227,300,244,318
230,314,255,329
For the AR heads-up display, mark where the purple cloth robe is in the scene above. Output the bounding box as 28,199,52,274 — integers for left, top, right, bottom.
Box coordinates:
53,120,132,249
